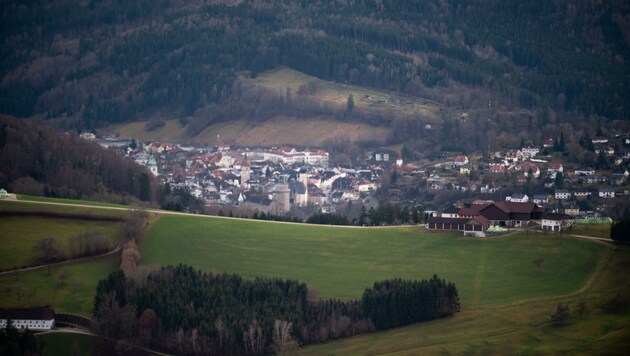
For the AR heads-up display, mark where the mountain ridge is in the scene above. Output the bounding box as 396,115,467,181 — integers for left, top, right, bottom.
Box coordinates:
1,0,629,137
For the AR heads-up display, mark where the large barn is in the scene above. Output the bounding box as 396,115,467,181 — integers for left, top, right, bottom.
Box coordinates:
427,200,547,236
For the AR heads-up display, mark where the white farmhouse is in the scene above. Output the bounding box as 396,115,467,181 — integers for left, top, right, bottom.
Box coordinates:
541,212,574,232
0,308,55,331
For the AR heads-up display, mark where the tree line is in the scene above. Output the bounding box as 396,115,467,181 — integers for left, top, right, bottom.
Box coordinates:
1,0,628,130
92,265,459,355
0,115,155,204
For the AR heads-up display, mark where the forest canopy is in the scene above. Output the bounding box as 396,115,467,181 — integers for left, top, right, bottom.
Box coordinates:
1,0,628,131
93,265,459,354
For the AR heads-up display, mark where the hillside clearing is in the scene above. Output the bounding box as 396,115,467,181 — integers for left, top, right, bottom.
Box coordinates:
105,115,390,147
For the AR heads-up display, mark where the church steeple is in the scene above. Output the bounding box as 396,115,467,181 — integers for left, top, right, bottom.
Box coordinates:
241,154,251,190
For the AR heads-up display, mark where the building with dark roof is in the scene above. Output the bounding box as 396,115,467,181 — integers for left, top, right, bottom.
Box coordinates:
0,307,55,331
426,216,490,237
428,200,547,233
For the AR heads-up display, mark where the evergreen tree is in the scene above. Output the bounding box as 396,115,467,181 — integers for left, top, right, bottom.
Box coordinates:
346,94,354,113
139,173,152,201
555,172,564,189
610,220,630,243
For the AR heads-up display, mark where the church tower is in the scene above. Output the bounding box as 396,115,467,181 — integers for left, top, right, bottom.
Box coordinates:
147,155,158,176
241,154,251,190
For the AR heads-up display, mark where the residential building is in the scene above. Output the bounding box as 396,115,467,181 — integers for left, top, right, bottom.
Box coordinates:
506,194,529,203
532,194,550,205
522,146,540,158
453,155,469,166
0,308,55,331
541,212,574,232
599,189,616,198
555,190,572,200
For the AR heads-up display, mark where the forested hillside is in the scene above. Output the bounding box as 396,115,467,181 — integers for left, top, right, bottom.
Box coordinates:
1,0,629,134
0,115,156,204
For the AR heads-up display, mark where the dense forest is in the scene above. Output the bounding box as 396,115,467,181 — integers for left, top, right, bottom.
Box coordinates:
93,265,459,355
1,0,629,137
0,115,157,203
0,115,201,210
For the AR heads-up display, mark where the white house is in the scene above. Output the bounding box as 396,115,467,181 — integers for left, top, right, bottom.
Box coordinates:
555,190,572,200
0,308,55,331
375,152,390,161
599,189,616,198
506,193,529,203
532,194,550,205
574,168,595,176
521,146,540,158
541,212,574,232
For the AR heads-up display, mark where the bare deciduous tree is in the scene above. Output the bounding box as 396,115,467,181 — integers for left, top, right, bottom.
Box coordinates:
272,320,298,355
32,236,62,264
58,268,67,289
551,302,570,327
119,209,149,242
243,320,265,355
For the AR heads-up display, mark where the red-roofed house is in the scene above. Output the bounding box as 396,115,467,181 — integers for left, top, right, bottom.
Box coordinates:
547,162,563,173
489,164,506,174
453,155,469,166
515,162,540,178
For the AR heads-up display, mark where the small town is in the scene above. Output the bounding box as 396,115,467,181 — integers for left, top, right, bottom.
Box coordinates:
86,130,630,231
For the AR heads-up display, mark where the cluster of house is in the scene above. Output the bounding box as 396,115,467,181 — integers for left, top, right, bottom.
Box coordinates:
94,138,384,214
411,133,630,203
0,307,55,331
426,200,573,237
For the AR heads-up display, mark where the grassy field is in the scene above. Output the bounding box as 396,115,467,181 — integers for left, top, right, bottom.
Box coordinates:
301,247,630,355
254,67,441,119
571,223,612,239
39,333,95,356
0,215,120,270
0,255,119,315
106,115,390,147
17,194,136,209
0,199,130,218
1,199,625,353
0,200,127,315
103,67,439,146
141,216,608,308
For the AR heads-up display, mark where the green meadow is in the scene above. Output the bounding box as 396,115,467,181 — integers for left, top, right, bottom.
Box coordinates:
0,201,122,315
39,333,95,356
17,194,132,208
0,216,120,270
0,199,626,354
571,223,613,239
300,246,630,355
0,255,119,315
141,216,608,308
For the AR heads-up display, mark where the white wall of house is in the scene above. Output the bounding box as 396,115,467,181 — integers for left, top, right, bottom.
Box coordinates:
542,219,562,231
0,318,54,331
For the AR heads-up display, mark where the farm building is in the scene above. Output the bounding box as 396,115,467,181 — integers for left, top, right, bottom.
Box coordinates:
426,216,490,237
0,307,55,331
541,212,574,232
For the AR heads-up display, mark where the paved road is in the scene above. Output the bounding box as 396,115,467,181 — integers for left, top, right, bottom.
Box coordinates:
0,244,122,276
568,234,613,243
